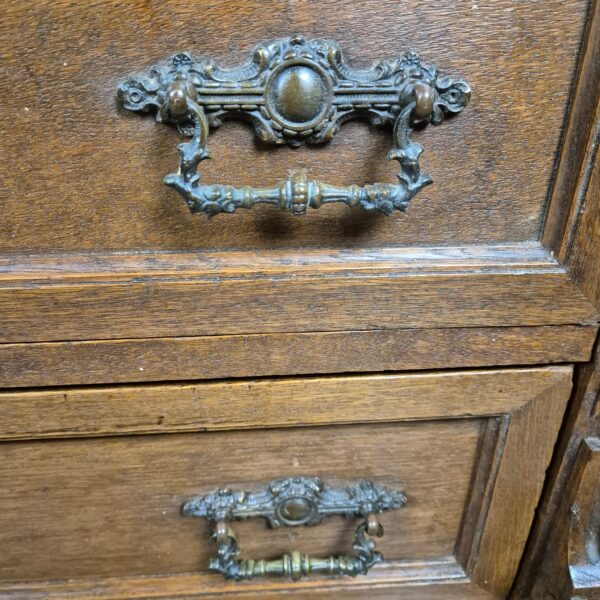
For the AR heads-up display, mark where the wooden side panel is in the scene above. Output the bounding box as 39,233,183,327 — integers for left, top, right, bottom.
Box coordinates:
514,349,600,598
567,103,600,309
513,4,600,593
568,437,600,596
0,569,495,600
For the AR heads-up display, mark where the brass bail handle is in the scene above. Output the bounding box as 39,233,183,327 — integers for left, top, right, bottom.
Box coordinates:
118,36,471,217
210,513,385,582
181,477,407,583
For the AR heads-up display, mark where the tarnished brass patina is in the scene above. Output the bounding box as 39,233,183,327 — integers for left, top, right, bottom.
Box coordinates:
118,36,471,216
182,476,406,582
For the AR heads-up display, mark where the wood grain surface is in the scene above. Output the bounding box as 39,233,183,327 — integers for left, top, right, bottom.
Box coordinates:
0,324,593,388
0,1,595,598
0,421,483,580
0,366,572,598
0,367,568,439
0,565,495,600
0,0,588,252
0,262,596,343
470,369,572,596
542,0,600,259
568,437,600,596
514,347,600,599
512,4,600,593
566,99,600,310
0,243,560,281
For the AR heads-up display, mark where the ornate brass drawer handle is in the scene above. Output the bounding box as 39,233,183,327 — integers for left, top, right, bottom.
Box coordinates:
182,476,406,581
118,36,470,217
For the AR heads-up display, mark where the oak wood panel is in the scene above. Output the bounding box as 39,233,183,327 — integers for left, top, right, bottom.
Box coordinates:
567,102,600,310
0,368,570,440
0,269,596,344
0,563,494,600
0,366,572,598
0,0,588,252
0,421,482,581
456,418,510,576
0,324,593,388
471,370,572,596
512,6,600,591
0,244,596,345
0,243,559,281
543,0,600,259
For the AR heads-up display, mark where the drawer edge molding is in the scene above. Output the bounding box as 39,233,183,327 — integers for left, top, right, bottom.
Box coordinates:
0,367,572,598
0,324,594,388
0,270,596,344
0,559,481,599
0,366,572,441
0,242,595,344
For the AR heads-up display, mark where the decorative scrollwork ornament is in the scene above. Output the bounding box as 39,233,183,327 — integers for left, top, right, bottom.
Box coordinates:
118,36,471,217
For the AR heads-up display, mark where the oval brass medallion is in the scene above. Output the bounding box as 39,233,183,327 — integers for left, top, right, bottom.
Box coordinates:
266,61,332,129
278,497,313,524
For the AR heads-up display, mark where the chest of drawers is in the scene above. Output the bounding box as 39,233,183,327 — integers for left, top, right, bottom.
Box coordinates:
0,1,599,598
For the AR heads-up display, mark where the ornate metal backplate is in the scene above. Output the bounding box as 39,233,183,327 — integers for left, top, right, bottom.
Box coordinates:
182,476,406,526
182,477,406,582
118,36,471,217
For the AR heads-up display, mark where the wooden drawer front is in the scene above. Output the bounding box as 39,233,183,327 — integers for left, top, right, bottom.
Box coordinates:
0,1,588,253
0,367,571,599
2,423,475,581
